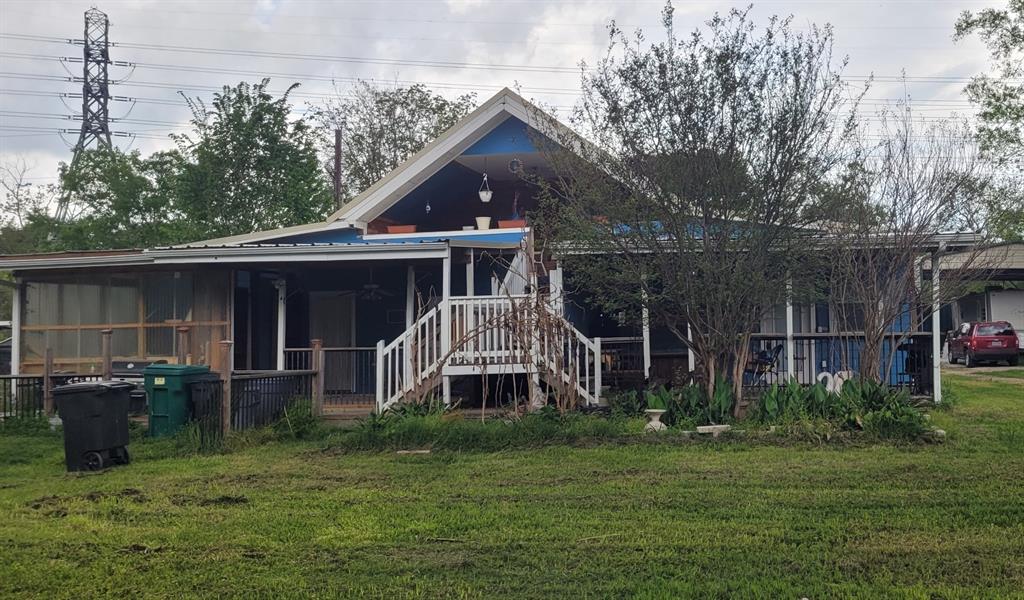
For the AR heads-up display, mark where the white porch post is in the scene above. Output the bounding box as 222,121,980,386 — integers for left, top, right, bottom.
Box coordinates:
932,252,943,404
11,278,20,375
465,249,476,358
687,323,695,372
275,278,286,370
785,277,795,381
641,291,652,381
441,247,452,406
549,267,564,315
405,265,415,327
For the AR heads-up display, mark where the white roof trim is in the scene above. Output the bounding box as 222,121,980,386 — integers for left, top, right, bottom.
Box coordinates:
183,220,358,248
0,242,449,271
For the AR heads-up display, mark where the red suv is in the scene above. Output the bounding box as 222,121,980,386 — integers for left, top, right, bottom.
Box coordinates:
948,321,1020,367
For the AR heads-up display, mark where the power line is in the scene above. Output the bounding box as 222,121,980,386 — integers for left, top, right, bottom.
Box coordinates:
2,32,1019,84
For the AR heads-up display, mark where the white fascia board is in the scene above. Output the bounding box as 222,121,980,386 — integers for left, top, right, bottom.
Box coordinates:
182,219,357,247
1,243,450,271
145,243,450,264
362,227,528,241
337,101,519,225
0,254,153,271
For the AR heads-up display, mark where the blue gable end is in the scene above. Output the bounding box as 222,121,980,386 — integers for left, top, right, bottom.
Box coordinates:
462,117,538,156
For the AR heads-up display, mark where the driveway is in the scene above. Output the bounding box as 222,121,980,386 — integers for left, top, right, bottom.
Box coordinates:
944,361,1024,385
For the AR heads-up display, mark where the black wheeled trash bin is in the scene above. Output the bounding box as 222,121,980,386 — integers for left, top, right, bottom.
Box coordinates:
53,381,135,472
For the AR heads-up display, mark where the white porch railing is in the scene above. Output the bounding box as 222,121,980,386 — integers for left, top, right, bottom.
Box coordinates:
375,295,602,412
376,302,445,413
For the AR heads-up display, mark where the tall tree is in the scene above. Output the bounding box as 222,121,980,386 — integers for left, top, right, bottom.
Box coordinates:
955,0,1024,241
822,110,993,384
309,81,475,205
535,5,856,408
47,148,187,250
175,79,332,239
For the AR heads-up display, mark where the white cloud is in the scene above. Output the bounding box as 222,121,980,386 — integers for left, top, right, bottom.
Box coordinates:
0,0,991,194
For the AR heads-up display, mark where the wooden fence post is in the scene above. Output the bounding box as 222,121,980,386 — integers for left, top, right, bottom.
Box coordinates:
177,327,191,365
219,339,234,436
42,346,54,416
310,338,324,417
101,329,113,380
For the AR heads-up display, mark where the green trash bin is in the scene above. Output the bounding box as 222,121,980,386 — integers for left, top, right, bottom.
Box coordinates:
144,364,212,437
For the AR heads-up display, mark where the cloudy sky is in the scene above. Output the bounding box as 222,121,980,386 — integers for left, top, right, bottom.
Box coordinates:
0,0,993,189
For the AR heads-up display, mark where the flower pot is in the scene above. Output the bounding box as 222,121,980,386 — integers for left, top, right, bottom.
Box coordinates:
498,219,527,229
644,409,667,432
479,190,493,203
475,216,492,230
386,224,417,234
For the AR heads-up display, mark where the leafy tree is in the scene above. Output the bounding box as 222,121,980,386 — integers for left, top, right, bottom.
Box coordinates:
534,6,856,408
309,81,476,205
955,0,1024,168
955,0,1024,241
175,79,332,239
47,148,188,250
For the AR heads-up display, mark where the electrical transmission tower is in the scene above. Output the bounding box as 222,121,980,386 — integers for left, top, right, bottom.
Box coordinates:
73,7,113,152
56,7,113,222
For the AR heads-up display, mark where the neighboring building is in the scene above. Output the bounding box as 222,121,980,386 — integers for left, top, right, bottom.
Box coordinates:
0,89,976,414
944,243,1024,350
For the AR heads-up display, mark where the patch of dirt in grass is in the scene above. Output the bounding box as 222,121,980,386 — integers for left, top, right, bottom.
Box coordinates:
170,494,249,507
120,543,165,555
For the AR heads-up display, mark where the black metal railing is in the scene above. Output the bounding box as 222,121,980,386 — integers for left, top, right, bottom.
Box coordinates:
189,377,224,449
322,348,375,405
284,347,376,406
743,333,934,395
229,371,315,431
0,375,44,422
1,373,105,425
601,337,645,375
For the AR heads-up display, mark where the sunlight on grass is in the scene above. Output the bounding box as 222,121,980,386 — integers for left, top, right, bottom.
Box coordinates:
1,373,1022,598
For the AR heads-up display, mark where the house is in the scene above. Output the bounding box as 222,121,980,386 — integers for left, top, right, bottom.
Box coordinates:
0,89,965,416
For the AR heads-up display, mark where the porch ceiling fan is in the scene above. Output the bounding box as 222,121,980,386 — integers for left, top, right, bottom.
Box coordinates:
340,267,395,301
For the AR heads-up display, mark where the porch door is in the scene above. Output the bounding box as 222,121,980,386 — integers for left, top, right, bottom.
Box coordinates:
309,293,355,395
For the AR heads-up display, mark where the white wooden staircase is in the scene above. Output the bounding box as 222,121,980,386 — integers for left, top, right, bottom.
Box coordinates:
375,295,602,413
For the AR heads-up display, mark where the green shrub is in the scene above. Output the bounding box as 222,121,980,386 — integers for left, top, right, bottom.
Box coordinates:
644,386,670,411
0,416,56,436
272,398,324,440
751,377,929,441
606,389,644,417
860,394,929,441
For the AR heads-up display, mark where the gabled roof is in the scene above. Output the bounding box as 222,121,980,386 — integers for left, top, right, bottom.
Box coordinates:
192,88,572,247
328,87,563,225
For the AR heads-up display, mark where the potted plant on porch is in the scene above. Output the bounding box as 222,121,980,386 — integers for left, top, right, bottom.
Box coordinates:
644,386,670,432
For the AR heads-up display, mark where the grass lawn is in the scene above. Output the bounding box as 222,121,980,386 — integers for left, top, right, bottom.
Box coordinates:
1,373,1022,599
977,368,1024,380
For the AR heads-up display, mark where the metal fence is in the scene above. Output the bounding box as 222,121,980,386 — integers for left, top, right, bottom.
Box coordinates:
1,373,104,424
229,371,315,430
284,347,375,406
0,376,44,421
189,377,224,449
743,333,935,395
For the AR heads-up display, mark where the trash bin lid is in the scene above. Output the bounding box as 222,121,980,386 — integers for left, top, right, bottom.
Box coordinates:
142,364,211,376
53,380,137,395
